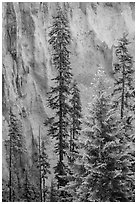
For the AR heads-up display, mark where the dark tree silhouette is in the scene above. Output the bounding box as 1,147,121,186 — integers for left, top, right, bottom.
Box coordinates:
112,34,135,119
47,8,72,188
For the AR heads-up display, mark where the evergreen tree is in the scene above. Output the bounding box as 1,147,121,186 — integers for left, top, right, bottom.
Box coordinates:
112,34,135,201
62,159,86,201
21,167,42,202
35,126,51,201
112,33,135,119
7,108,26,201
63,68,111,201
22,170,33,201
40,140,50,201
30,134,40,200
60,80,83,201
69,80,82,163
47,8,72,188
79,88,133,201
66,68,134,201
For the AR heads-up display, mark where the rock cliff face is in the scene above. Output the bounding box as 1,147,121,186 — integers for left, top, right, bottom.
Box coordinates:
2,2,135,180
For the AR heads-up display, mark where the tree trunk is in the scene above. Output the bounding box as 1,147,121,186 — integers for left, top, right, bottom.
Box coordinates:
39,126,42,202
9,129,12,202
121,63,125,119
43,178,46,202
59,67,63,164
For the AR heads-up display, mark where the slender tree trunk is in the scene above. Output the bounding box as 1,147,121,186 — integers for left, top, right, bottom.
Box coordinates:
59,101,63,163
58,58,64,188
69,128,72,162
59,64,63,164
9,129,12,202
25,172,28,201
72,116,75,152
16,171,21,193
121,63,125,119
50,180,54,202
39,126,42,202
70,116,75,163
43,178,46,202
59,89,63,188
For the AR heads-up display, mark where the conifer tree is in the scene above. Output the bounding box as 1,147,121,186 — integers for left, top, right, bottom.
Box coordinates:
62,80,83,201
69,80,82,162
78,87,133,201
112,34,135,201
7,108,25,201
40,140,50,201
112,34,135,119
66,68,134,201
37,126,50,201
63,68,110,201
21,168,41,202
22,171,32,201
47,8,72,188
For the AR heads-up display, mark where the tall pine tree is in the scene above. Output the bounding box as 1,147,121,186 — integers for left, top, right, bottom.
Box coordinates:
47,8,72,188
112,34,135,119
